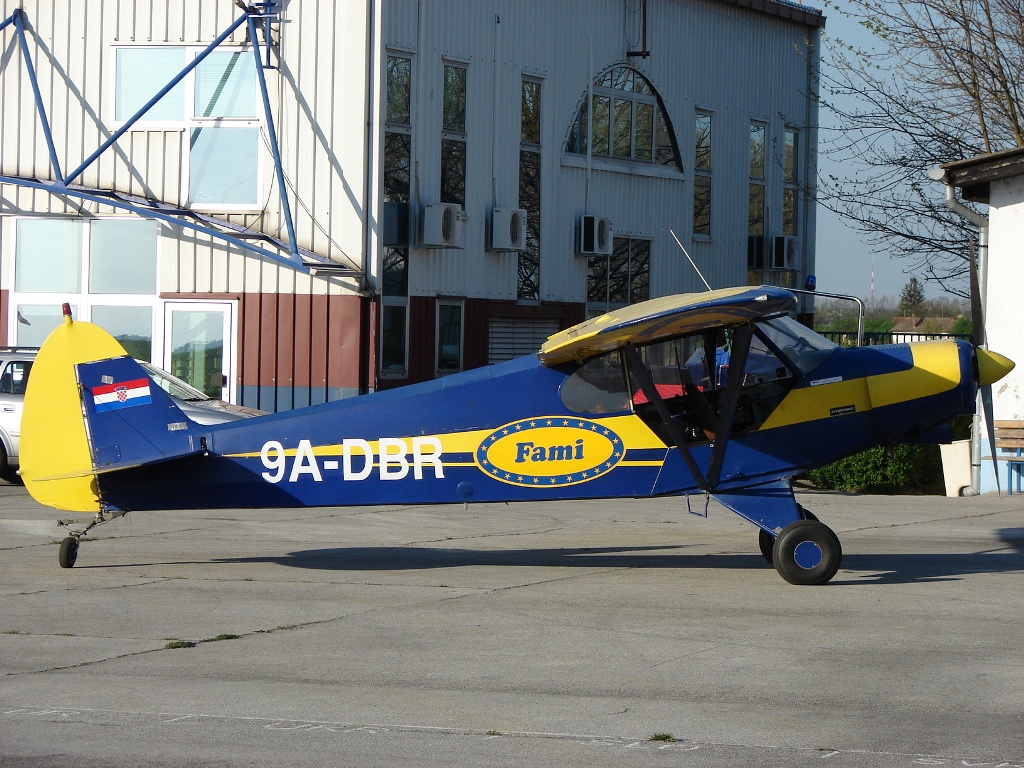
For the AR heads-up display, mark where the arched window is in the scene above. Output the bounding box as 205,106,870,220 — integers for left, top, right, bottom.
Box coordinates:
566,66,681,169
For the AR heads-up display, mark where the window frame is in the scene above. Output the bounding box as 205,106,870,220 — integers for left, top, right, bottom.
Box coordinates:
692,110,713,238
440,61,468,207
110,44,264,213
782,128,799,237
586,236,651,317
435,299,464,375
518,76,543,302
564,66,682,177
7,217,161,358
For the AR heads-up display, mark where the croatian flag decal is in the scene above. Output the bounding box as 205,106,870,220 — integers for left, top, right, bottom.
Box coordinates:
93,378,152,412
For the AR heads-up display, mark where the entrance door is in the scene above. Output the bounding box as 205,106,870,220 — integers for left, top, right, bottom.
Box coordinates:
162,302,235,402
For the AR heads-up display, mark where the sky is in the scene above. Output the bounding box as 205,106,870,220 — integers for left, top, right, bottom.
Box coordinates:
811,1,953,302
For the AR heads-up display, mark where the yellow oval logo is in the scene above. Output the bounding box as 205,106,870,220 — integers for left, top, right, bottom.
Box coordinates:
475,418,624,487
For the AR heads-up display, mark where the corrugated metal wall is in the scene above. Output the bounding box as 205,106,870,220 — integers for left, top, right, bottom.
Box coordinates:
381,0,820,303
0,1,371,407
0,0,369,284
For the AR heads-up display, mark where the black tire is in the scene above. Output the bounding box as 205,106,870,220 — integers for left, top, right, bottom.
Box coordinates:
0,444,18,483
798,505,818,522
772,519,842,585
758,529,775,564
58,536,79,569
758,507,817,564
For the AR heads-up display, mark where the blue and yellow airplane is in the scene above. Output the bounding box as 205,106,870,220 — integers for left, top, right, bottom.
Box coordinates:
20,286,1013,584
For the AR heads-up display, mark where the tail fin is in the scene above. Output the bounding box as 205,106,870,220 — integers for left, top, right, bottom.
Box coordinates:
22,311,201,512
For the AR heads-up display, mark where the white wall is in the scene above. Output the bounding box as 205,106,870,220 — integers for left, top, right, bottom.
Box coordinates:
975,173,1024,493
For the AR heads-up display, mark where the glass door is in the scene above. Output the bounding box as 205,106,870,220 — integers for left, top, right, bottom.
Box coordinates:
162,302,235,402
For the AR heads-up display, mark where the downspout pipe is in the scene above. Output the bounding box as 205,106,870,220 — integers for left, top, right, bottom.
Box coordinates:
937,176,989,496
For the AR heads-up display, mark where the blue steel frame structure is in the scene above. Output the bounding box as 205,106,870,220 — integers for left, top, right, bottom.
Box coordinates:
0,3,359,277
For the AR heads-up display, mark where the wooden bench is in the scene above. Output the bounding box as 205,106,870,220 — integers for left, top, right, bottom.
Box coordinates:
994,421,1024,494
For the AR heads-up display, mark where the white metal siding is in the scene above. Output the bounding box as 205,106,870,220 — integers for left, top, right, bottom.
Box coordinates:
0,0,369,299
382,0,820,303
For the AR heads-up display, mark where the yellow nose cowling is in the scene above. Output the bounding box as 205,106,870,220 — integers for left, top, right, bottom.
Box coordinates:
976,349,1015,387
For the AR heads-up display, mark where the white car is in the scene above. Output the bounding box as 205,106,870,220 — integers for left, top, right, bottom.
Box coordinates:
0,349,263,483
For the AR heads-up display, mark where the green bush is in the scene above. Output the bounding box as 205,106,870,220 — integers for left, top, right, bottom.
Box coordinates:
807,443,944,494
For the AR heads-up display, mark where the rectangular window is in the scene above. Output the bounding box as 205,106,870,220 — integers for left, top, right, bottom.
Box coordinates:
612,98,632,157
10,218,159,350
89,219,159,294
386,56,412,126
436,301,463,374
91,305,154,361
519,78,542,301
782,129,799,236
115,47,187,121
113,46,260,210
195,51,257,118
635,102,653,162
16,219,82,293
748,123,767,238
441,63,467,206
693,112,712,237
381,301,408,376
591,94,610,155
15,304,70,347
383,55,412,301
188,126,260,206
587,237,650,314
749,123,766,179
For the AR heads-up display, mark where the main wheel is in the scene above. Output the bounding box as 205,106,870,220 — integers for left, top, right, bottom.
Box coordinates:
58,536,79,569
757,507,819,564
772,519,842,585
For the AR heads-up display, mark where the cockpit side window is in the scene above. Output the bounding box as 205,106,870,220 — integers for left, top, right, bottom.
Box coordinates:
626,324,801,447
560,350,631,414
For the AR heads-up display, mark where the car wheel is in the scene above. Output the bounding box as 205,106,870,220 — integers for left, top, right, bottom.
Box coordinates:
0,444,20,484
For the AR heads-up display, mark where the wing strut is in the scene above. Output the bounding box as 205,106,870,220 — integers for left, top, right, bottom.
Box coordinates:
623,343,709,491
707,323,753,489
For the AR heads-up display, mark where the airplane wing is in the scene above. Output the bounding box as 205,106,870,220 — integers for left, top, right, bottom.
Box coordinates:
537,286,796,365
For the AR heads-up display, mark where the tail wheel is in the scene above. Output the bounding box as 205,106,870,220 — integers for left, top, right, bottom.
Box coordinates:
58,536,80,569
758,506,818,565
772,519,842,585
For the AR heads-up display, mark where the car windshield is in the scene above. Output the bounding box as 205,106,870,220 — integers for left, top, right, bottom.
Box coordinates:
137,360,210,402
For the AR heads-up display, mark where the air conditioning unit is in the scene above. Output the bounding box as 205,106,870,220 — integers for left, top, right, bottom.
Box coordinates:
772,235,800,270
489,208,527,251
578,214,612,256
420,203,466,249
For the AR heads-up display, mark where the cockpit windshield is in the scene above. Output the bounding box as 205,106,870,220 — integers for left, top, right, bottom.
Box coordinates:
756,315,837,374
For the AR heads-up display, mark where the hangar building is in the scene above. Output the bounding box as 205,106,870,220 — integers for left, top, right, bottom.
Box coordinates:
0,0,824,410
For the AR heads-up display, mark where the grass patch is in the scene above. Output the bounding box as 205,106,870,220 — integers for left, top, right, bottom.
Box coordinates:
648,733,676,742
164,639,196,649
3,629,21,635
202,634,240,643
